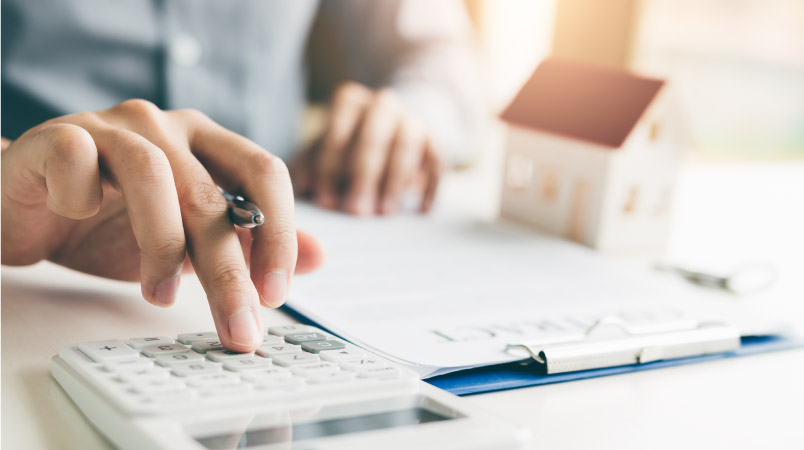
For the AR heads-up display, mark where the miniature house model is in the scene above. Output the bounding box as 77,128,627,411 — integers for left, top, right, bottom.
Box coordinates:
500,58,686,253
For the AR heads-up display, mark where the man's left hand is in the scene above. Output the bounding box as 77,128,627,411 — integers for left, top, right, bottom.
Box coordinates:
292,82,442,215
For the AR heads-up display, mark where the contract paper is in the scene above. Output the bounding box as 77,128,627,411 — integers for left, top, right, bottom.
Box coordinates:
288,203,783,378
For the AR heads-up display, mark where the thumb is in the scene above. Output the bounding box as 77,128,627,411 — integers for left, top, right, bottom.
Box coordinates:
1,123,103,265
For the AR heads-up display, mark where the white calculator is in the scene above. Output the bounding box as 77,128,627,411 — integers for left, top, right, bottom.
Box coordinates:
51,324,528,450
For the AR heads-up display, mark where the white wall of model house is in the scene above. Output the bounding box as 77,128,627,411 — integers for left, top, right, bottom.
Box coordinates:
500,88,684,254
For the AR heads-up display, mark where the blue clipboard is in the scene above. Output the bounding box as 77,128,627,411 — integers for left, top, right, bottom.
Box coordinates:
282,306,803,396
427,335,804,395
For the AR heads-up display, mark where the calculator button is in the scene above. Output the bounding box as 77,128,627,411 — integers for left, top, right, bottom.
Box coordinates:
262,335,284,345
339,358,388,371
222,357,273,372
268,325,314,336
306,371,355,385
254,377,305,392
171,361,223,377
240,367,292,383
205,349,254,362
319,348,367,362
272,352,320,367
150,389,198,405
185,372,240,388
283,333,327,345
190,340,225,353
126,336,175,349
177,332,219,344
255,344,301,358
142,343,190,357
118,367,171,383
300,340,345,354
78,340,140,363
200,383,253,397
290,362,339,376
356,366,400,380
105,358,154,372
131,378,186,394
154,352,205,366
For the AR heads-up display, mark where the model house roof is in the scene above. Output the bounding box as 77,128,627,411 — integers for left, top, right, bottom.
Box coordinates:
501,58,665,148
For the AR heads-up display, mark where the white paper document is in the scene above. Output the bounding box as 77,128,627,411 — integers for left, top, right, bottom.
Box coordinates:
288,204,784,378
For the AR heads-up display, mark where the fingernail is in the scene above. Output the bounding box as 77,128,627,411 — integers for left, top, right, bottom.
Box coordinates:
317,191,337,210
228,309,262,346
351,196,373,215
152,275,180,307
261,272,288,307
381,197,396,215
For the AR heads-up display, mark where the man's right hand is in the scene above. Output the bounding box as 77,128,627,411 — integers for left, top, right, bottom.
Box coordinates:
1,99,326,352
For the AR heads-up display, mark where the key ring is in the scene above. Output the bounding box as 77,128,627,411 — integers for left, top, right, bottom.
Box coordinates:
654,262,776,295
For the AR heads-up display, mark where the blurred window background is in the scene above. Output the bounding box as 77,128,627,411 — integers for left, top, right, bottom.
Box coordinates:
466,0,804,161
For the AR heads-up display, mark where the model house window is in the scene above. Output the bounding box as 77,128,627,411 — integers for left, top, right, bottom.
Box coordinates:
623,186,639,214
540,170,558,202
650,121,661,142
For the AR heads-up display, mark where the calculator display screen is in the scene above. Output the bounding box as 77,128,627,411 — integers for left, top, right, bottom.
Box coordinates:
195,407,452,448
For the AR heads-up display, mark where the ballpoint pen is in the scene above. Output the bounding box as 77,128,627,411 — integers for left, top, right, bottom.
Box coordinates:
218,187,264,228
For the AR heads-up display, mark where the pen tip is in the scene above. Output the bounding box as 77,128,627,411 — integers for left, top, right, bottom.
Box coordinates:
254,215,264,225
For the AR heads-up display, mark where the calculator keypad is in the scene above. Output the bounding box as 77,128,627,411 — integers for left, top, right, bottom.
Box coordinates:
68,326,411,414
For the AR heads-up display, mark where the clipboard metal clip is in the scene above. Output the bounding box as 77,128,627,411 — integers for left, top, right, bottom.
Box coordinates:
505,316,741,375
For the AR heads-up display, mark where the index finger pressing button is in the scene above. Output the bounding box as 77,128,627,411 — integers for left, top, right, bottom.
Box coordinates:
78,340,140,363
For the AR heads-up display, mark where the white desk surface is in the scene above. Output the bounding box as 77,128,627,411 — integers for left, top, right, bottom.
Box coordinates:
3,159,804,450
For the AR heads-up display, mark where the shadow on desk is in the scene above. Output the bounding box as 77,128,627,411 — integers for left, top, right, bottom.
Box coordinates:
1,266,216,449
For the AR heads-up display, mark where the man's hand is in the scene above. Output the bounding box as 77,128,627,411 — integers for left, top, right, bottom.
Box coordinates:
292,82,442,215
1,99,326,352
